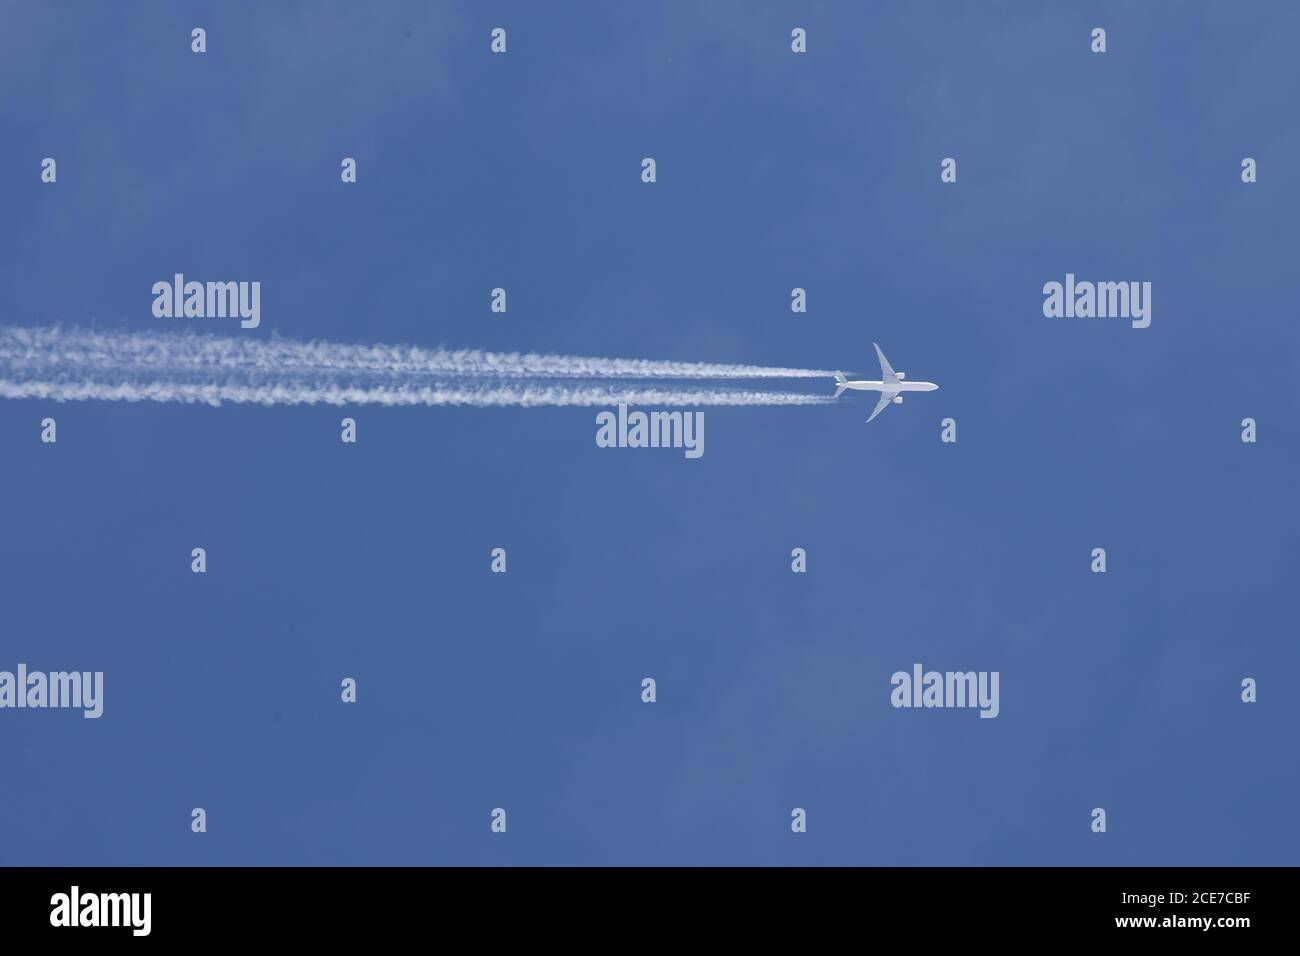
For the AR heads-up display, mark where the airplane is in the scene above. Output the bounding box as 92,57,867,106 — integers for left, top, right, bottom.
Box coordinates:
833,343,939,423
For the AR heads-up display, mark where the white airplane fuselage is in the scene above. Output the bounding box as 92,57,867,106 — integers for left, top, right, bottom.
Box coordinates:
839,379,938,394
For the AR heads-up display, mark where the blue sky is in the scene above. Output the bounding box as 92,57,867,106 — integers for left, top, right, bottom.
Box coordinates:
1,1,1297,865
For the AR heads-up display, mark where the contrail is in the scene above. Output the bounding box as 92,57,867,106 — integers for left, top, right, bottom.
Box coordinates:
0,325,840,380
0,325,833,408
0,379,831,408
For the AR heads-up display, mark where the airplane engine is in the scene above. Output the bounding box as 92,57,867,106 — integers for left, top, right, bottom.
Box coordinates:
896,372,905,379
893,395,903,404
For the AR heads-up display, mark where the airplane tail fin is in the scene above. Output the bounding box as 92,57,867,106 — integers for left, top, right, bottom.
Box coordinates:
833,372,847,399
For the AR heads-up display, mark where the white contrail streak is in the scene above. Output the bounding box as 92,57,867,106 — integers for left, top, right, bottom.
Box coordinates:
0,325,833,408
0,379,831,408
0,325,841,380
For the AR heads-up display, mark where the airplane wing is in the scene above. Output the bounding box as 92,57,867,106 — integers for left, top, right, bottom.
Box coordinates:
866,390,898,423
873,343,900,385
